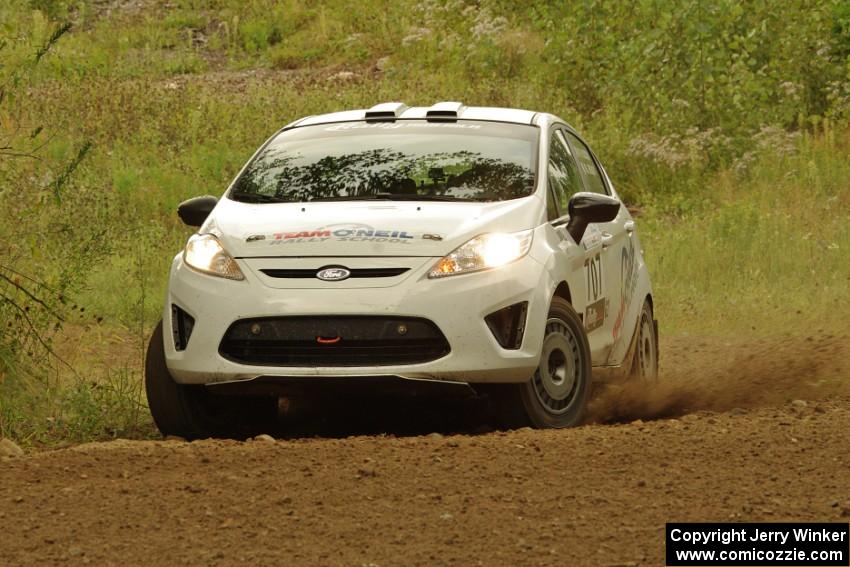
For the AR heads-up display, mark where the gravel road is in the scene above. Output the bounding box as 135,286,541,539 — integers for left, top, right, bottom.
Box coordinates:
1,335,848,566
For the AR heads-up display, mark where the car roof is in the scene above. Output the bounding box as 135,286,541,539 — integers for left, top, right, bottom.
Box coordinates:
289,102,541,128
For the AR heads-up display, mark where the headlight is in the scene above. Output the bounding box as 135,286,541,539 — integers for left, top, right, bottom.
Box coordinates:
183,234,245,280
428,230,533,278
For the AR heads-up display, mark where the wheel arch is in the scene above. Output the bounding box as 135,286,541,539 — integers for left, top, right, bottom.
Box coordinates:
552,280,572,306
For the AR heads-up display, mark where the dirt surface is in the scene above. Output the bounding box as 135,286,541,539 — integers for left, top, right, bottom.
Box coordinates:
2,335,849,566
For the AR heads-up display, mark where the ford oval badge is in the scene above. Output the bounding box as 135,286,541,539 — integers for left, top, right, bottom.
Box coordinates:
316,266,351,282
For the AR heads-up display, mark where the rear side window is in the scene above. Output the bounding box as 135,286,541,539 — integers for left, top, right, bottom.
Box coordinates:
547,131,584,215
564,132,607,195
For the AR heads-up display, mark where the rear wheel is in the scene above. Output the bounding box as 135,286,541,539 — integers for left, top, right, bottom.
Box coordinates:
498,297,592,428
629,300,658,381
145,321,276,439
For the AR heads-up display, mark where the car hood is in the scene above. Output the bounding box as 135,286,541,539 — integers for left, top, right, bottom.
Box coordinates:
205,196,543,258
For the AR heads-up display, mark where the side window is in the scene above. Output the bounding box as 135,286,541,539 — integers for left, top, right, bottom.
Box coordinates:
547,130,585,216
564,132,607,195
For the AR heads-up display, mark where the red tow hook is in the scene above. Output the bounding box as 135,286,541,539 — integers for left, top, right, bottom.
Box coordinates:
316,336,342,344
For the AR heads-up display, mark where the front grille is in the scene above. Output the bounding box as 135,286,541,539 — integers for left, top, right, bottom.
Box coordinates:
219,316,450,366
260,267,410,279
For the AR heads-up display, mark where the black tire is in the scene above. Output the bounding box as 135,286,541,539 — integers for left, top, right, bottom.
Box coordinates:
145,321,275,439
498,297,592,428
628,299,658,381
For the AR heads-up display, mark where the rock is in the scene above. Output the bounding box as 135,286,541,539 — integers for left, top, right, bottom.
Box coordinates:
790,399,808,409
636,480,646,487
357,467,377,478
0,438,24,458
842,507,850,518
729,407,747,416
164,435,186,442
427,432,443,439
252,434,276,443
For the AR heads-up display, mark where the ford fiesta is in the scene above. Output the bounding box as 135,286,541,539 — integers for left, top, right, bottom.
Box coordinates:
145,102,658,439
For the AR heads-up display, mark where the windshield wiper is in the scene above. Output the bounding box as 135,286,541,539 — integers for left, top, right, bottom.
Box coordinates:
230,193,288,204
309,193,480,202
233,192,484,204
380,194,482,202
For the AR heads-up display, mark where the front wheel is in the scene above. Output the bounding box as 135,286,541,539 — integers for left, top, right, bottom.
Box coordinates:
498,297,592,428
145,321,276,439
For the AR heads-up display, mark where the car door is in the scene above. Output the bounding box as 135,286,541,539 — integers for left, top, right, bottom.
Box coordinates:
563,131,633,364
546,128,610,361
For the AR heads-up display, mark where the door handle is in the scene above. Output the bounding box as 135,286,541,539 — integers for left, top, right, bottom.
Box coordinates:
601,231,614,250
624,220,635,233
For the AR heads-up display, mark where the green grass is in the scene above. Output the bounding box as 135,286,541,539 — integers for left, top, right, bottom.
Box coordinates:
0,0,848,444
644,128,850,334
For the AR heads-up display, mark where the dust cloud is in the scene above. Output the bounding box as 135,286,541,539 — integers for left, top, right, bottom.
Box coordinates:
588,333,850,423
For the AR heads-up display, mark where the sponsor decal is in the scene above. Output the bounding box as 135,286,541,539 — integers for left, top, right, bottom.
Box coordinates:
585,298,606,332
323,122,482,132
263,223,432,245
612,238,638,340
581,225,602,250
275,230,332,239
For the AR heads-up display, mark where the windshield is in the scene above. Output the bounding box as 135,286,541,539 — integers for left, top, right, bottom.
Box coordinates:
229,120,538,203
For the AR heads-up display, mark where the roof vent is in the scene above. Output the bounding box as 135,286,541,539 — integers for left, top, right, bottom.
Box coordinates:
364,102,409,122
426,101,465,122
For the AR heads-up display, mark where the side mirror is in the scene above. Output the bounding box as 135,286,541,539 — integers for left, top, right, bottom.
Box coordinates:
565,192,620,243
177,196,218,227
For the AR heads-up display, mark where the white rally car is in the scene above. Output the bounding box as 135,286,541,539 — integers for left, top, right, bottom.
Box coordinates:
145,102,657,438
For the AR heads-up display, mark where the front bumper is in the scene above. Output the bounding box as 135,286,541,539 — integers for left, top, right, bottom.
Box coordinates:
163,253,549,385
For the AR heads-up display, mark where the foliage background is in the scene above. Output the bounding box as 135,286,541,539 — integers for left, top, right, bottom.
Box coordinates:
1,0,848,443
